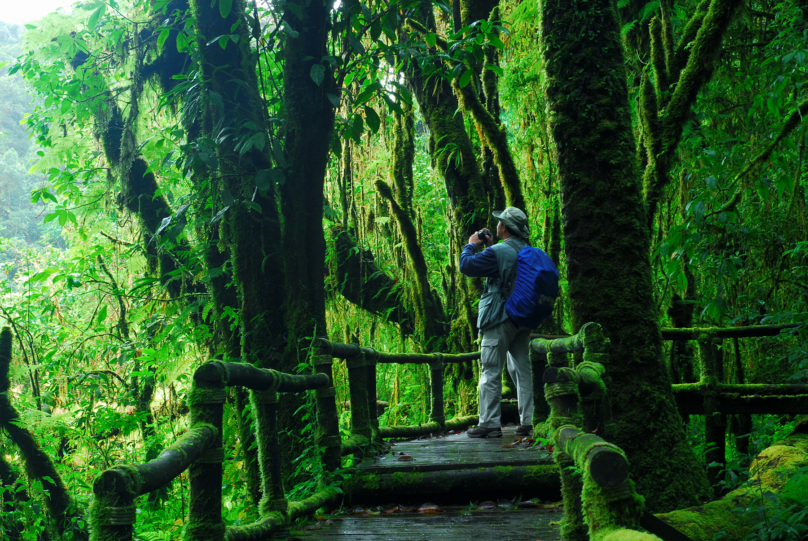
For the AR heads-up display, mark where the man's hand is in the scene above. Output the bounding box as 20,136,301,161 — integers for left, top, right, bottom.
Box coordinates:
469,229,494,247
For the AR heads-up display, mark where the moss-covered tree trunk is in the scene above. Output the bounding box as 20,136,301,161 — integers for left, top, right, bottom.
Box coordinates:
278,0,335,363
539,0,709,511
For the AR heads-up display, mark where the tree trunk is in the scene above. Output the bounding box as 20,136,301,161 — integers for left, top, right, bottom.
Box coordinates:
539,0,709,511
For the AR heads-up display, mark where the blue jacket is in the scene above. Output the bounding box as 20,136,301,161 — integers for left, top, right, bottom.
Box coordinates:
459,238,526,330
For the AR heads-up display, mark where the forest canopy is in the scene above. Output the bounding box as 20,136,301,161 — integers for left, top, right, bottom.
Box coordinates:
0,0,807,538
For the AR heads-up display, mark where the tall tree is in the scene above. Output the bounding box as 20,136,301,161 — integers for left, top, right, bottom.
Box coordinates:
539,0,714,511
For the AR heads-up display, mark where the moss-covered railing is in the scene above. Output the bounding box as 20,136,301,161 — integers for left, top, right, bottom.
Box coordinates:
532,323,663,541
316,339,478,448
90,361,337,541
534,323,808,497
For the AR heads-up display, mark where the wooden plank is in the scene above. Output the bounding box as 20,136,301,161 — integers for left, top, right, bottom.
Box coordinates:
356,427,551,474
293,506,562,540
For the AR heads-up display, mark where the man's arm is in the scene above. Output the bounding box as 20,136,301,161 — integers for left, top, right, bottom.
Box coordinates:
459,244,498,277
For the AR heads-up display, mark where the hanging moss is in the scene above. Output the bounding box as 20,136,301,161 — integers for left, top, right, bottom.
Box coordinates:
376,180,445,349
1,328,88,541
331,225,415,334
646,0,742,223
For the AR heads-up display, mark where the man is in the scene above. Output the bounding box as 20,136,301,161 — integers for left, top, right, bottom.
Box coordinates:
460,207,534,438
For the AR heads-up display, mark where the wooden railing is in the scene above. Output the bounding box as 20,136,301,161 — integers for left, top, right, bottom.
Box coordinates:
667,327,808,495
81,321,808,540
89,343,481,541
534,323,808,497
90,362,335,541
316,339,479,449
531,322,663,541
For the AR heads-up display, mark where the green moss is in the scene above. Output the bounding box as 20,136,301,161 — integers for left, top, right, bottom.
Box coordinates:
539,0,709,511
657,434,808,540
0,327,11,392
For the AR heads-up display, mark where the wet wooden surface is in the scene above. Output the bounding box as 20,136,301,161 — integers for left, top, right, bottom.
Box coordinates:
287,504,563,540
354,426,554,473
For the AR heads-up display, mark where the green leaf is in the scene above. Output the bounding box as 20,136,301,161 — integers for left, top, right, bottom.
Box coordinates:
370,20,382,42
29,267,59,283
97,305,108,325
24,24,37,30
219,0,233,18
255,169,272,191
425,33,437,48
364,106,380,133
157,28,170,52
620,20,637,37
210,206,231,224
326,93,341,107
348,37,365,54
487,34,504,50
356,81,382,106
176,32,190,53
459,69,473,88
310,64,325,86
88,5,106,30
486,64,504,77
245,200,262,213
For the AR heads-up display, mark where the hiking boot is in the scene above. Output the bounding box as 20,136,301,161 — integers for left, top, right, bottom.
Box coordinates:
515,425,533,436
467,426,503,438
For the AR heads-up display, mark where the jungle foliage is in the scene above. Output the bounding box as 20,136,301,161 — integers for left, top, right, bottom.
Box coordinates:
0,0,807,538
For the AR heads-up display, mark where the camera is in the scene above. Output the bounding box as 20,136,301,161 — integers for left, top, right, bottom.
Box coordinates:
478,229,492,241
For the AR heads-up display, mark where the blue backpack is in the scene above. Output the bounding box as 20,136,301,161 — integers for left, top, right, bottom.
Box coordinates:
504,246,559,328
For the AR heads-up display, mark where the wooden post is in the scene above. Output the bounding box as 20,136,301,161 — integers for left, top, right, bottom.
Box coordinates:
731,336,751,457
429,355,446,429
544,353,586,541
530,349,550,432
184,377,226,541
251,390,287,517
313,352,342,471
365,349,380,440
90,469,136,541
581,334,610,437
346,351,373,440
698,334,725,497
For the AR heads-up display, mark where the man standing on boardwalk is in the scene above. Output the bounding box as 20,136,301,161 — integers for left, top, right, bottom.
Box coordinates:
459,207,534,438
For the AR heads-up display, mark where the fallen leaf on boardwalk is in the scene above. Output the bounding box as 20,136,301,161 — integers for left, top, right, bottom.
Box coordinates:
351,506,366,514
422,508,445,515
381,505,399,514
361,513,374,518
398,504,417,512
324,520,334,526
332,518,344,521
501,445,516,449
314,516,326,521
517,501,539,508
547,444,554,453
418,502,440,511
478,501,497,509
397,455,414,461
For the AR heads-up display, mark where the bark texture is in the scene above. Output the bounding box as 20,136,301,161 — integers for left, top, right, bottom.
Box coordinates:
538,0,709,511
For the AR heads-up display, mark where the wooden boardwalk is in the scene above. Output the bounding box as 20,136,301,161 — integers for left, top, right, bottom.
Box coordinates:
298,427,562,539
356,426,554,473
290,505,563,540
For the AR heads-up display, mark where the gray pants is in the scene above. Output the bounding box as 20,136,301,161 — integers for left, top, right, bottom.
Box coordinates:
478,319,533,428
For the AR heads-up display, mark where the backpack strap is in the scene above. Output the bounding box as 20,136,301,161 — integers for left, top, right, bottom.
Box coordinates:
490,241,521,299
